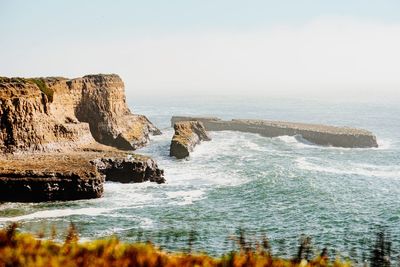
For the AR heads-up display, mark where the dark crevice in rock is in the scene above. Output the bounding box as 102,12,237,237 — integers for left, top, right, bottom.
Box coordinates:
1,108,15,150
40,93,49,114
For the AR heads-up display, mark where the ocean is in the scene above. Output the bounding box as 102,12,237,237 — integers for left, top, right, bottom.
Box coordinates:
1,95,399,260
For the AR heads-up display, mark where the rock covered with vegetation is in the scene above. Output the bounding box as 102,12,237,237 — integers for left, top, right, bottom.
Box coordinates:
170,121,211,159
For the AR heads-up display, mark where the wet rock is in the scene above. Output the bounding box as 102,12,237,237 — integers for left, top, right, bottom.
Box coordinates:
170,121,211,159
92,156,165,184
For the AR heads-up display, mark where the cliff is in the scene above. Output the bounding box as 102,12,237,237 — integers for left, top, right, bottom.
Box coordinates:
171,116,378,148
170,121,211,159
0,74,160,153
0,74,164,202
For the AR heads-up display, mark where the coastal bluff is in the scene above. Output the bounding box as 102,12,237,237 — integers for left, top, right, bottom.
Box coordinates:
171,116,378,148
0,74,164,202
0,74,160,152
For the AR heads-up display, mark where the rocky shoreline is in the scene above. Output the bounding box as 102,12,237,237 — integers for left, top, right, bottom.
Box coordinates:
171,116,378,148
0,74,164,202
0,73,381,202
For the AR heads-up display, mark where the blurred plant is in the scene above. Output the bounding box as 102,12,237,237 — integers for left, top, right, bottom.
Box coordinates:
370,231,391,267
295,235,313,262
0,223,365,267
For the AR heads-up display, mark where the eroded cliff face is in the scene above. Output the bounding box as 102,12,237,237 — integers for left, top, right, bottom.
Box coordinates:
0,74,160,153
0,74,165,202
0,77,93,153
71,74,160,150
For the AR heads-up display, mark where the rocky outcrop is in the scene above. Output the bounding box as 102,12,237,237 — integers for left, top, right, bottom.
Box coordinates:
0,74,165,202
170,121,211,159
0,75,160,153
0,77,93,153
171,116,378,148
0,145,165,202
70,75,161,150
92,156,165,184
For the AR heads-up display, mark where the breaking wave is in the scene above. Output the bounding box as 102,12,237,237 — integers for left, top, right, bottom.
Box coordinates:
296,157,400,179
0,207,113,222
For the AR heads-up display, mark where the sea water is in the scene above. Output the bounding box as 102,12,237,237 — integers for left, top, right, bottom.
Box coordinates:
1,95,399,259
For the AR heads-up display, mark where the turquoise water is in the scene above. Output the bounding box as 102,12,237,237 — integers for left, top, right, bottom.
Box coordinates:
1,96,399,259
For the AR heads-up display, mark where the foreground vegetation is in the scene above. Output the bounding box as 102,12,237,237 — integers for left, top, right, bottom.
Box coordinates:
0,223,395,267
0,223,355,267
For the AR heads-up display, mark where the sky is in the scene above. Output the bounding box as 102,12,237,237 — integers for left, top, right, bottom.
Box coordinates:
1,0,400,99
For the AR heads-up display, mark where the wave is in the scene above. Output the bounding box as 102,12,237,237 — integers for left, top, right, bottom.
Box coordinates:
166,189,205,205
0,207,113,222
296,157,400,178
276,135,312,148
277,135,394,151
102,214,154,228
0,202,32,211
164,163,249,188
377,138,393,150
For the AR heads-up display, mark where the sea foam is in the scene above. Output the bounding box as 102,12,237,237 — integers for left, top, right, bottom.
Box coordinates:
296,157,400,178
0,207,112,222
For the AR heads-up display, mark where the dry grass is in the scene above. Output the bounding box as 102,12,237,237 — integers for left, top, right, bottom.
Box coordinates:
0,224,352,267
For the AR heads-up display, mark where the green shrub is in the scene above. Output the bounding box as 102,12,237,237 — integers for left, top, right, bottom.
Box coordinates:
28,78,54,102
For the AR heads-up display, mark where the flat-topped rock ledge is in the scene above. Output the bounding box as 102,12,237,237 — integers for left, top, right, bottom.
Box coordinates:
0,154,104,202
170,121,211,159
0,147,165,202
171,116,378,148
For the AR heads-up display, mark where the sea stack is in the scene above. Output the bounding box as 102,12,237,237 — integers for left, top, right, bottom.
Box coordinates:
0,74,165,202
170,121,211,159
171,116,378,148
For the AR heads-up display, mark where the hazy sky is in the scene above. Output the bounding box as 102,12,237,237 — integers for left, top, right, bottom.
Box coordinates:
1,0,399,99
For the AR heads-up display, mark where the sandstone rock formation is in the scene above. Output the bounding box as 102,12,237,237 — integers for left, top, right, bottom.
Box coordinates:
0,147,165,202
0,74,165,202
171,116,378,148
0,152,104,202
170,121,211,159
92,156,165,184
0,75,160,153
